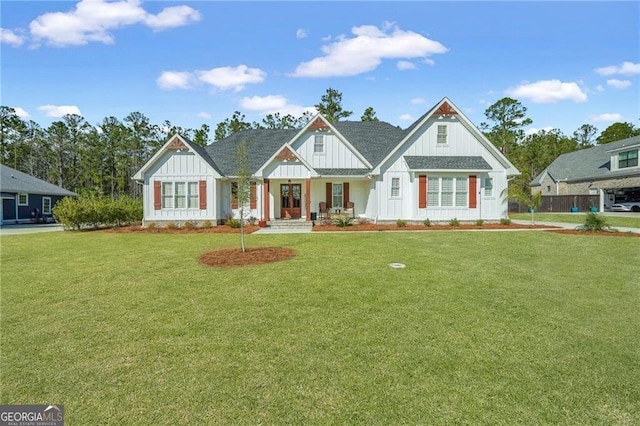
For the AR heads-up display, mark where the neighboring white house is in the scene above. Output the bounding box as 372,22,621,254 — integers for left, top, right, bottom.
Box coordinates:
133,98,519,226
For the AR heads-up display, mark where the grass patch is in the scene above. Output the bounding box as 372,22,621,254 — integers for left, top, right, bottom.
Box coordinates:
1,231,639,424
511,212,640,229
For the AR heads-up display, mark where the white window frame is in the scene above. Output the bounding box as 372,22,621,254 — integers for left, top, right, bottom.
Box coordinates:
314,135,324,153
17,193,28,206
619,149,638,169
391,177,401,198
427,176,469,208
332,183,343,209
161,181,198,209
484,177,493,197
42,197,52,215
437,125,448,144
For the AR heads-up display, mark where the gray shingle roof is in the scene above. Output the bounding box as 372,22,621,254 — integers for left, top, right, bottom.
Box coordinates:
205,129,299,175
181,136,224,175
0,164,77,196
315,168,372,176
404,156,492,170
531,135,640,185
332,121,405,166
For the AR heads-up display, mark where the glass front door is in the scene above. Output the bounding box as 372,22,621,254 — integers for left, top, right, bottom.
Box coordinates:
280,184,301,218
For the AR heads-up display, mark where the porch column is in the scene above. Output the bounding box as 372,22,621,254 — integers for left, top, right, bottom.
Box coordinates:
263,179,270,221
305,178,311,221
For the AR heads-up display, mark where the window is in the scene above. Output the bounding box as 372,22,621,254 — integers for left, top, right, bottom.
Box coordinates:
42,197,51,215
427,177,469,207
332,183,343,209
231,182,238,208
314,135,324,153
391,177,400,197
162,183,173,208
428,177,440,206
619,149,638,168
161,181,199,209
17,193,28,206
188,182,198,208
485,178,494,197
437,125,447,144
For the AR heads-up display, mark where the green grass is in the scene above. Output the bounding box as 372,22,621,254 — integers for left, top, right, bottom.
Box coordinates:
511,212,640,229
1,230,639,424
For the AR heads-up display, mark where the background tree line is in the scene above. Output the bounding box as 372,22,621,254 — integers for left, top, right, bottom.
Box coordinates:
2,88,638,199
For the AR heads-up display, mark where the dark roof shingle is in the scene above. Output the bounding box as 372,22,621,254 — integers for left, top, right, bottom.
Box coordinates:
404,156,492,170
0,164,77,196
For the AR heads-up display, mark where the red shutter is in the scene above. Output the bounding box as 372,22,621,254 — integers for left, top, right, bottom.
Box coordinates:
199,180,206,210
418,175,427,208
250,182,257,209
326,182,332,208
343,182,349,208
469,175,477,208
153,181,161,210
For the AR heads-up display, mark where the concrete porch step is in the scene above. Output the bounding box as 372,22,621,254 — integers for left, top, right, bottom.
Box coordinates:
267,219,313,229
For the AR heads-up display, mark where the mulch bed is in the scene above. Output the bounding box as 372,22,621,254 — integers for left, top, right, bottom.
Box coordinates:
545,229,640,237
313,223,554,232
109,225,260,234
199,247,296,267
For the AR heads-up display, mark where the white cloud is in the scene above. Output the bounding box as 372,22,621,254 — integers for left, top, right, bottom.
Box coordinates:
525,126,554,136
197,65,266,92
1,28,25,46
410,97,426,105
591,113,623,122
37,104,82,117
157,71,194,90
290,23,448,77
606,79,632,89
144,5,201,30
14,107,32,119
239,95,315,117
595,61,640,76
506,80,587,103
29,0,200,47
424,58,435,66
197,112,211,119
399,114,414,121
296,29,308,39
596,85,604,92
397,60,416,71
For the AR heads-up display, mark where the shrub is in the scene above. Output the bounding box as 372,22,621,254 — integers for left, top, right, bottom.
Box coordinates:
320,217,334,226
182,221,195,230
396,219,407,227
166,221,177,230
423,218,431,227
247,216,258,226
475,219,485,226
52,193,143,230
500,218,512,225
145,222,156,230
577,212,614,233
334,216,354,227
449,217,460,227
201,220,212,229
226,218,241,228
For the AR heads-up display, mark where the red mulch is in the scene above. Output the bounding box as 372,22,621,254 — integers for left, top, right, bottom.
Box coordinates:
199,246,296,267
108,225,260,234
313,223,553,232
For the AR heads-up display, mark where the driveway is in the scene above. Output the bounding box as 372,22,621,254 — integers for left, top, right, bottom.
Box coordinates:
0,223,64,236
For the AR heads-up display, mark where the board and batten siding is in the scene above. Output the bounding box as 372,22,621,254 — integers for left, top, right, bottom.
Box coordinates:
375,118,509,221
293,132,368,169
263,162,311,179
143,151,218,223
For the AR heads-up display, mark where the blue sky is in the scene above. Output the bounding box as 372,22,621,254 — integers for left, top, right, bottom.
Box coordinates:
2,1,639,138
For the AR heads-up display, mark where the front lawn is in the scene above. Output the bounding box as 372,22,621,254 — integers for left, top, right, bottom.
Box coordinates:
1,231,639,424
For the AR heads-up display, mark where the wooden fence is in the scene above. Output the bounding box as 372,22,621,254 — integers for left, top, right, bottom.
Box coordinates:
509,195,599,213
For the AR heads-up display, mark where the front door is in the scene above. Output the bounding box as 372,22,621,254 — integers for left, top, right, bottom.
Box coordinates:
280,184,301,218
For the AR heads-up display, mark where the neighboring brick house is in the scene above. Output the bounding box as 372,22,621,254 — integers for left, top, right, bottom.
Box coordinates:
531,135,640,211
